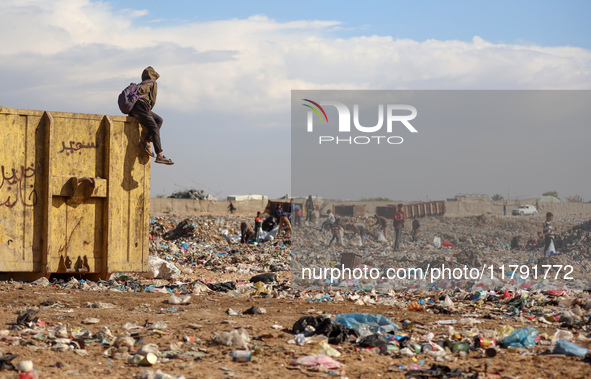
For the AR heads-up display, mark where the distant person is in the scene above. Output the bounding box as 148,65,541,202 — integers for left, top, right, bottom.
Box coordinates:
504,205,507,216
322,209,336,230
130,66,174,165
393,204,405,251
525,235,538,250
289,199,301,227
411,215,420,242
328,219,343,245
511,236,523,249
543,212,556,256
262,216,276,232
294,205,302,227
346,222,367,239
372,214,388,238
275,203,292,238
240,222,255,244
228,202,236,214
254,211,263,242
305,195,314,222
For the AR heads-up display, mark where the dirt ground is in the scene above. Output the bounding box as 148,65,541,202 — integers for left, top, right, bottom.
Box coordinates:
0,273,590,379
1,214,591,379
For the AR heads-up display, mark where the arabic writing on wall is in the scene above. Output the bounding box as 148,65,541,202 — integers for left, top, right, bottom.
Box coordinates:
0,164,37,208
58,141,98,156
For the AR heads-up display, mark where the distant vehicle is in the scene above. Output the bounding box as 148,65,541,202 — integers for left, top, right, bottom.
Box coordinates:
512,205,538,216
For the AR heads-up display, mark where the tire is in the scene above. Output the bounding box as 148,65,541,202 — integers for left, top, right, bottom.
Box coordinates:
519,211,524,216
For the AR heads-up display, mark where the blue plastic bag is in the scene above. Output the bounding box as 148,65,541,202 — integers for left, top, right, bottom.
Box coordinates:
502,327,538,348
553,340,588,357
334,313,399,334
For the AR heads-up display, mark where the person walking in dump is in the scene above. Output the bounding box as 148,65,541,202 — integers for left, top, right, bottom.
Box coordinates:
131,66,174,165
542,212,557,257
411,215,420,242
393,204,405,251
328,219,343,246
254,211,263,243
305,195,314,223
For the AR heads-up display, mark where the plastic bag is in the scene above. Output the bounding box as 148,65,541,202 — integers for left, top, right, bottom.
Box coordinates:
502,327,538,348
553,340,589,357
375,230,387,243
545,240,556,257
263,227,278,241
312,341,341,357
214,328,250,348
290,354,342,369
551,330,574,345
350,236,362,246
433,237,442,248
334,313,399,335
141,256,180,280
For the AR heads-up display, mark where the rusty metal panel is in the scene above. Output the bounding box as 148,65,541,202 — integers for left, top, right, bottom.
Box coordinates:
333,205,353,217
376,206,396,219
334,204,366,218
353,205,365,217
402,201,446,217
0,107,150,278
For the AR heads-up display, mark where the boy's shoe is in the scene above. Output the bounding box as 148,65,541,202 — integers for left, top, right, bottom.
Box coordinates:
155,155,174,165
140,142,155,158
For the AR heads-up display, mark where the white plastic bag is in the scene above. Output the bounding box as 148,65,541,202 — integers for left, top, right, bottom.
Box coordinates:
545,240,556,257
375,230,387,242
433,236,442,248
142,256,181,280
350,236,362,246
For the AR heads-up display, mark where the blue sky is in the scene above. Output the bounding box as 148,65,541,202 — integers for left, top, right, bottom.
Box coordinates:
0,0,590,201
114,0,591,48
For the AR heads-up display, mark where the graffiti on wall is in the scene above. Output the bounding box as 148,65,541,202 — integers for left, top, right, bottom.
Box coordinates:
58,141,98,156
0,164,37,208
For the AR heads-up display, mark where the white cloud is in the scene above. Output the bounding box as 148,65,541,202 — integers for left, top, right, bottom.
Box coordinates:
0,0,590,118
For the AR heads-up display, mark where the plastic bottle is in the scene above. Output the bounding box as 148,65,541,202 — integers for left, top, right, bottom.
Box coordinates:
231,350,252,362
553,340,589,357
408,341,422,354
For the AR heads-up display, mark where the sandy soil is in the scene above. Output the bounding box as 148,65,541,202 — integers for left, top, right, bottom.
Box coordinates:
0,275,590,379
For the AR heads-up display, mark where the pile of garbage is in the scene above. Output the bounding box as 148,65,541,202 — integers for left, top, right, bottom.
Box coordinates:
148,215,291,280
168,189,214,200
291,215,591,292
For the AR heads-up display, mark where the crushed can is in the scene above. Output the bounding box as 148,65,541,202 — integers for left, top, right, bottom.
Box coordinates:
408,341,422,354
421,343,437,353
474,334,497,349
138,353,158,366
450,340,470,353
